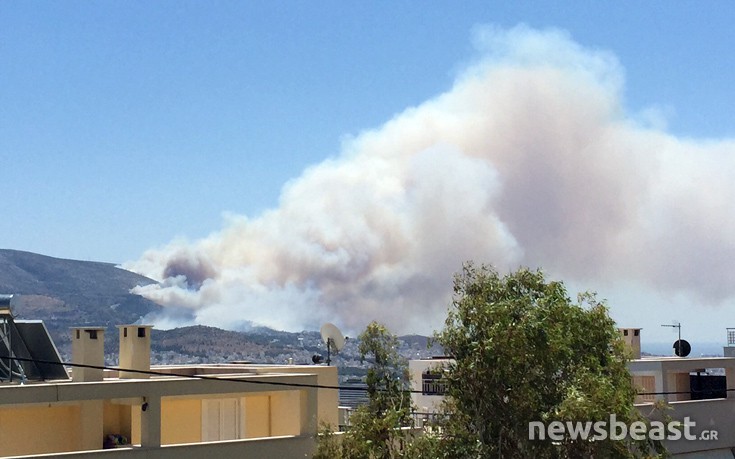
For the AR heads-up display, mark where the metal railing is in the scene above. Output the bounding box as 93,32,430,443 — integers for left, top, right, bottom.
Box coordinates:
727,328,735,347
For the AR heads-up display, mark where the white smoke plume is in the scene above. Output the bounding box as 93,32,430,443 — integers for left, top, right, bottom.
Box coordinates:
126,25,735,335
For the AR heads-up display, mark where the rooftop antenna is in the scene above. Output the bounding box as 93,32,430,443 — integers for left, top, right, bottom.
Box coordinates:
661,321,681,343
662,321,690,357
320,323,346,366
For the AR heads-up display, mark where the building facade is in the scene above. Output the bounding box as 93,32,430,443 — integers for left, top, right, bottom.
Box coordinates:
0,323,337,458
627,329,735,458
408,357,451,418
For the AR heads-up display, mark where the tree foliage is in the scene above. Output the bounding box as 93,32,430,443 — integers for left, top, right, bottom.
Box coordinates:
433,264,664,458
315,321,415,459
316,265,666,458
359,321,414,421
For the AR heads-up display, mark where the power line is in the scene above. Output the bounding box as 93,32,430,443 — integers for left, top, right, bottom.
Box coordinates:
0,354,425,394
1,354,731,398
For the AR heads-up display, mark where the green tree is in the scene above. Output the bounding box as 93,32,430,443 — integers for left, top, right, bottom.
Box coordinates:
433,264,665,458
315,321,415,459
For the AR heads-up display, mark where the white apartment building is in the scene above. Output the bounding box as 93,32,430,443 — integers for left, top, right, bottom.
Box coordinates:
625,328,735,458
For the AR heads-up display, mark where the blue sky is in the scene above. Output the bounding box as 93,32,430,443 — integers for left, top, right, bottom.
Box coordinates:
2,3,735,342
3,2,734,262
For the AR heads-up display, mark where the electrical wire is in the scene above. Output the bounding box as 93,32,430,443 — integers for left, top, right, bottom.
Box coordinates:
1,354,731,398
0,354,426,394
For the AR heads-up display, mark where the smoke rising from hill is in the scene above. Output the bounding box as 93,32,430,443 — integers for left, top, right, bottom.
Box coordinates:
126,26,735,334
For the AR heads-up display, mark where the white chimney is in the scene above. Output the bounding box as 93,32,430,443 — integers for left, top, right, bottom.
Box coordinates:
71,327,106,382
117,325,153,379
619,328,642,359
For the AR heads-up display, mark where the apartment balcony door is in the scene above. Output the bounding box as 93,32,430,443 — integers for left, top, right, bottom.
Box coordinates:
202,398,244,441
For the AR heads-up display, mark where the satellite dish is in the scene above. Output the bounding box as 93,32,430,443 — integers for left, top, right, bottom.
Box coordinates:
320,323,346,365
674,339,691,357
321,323,346,351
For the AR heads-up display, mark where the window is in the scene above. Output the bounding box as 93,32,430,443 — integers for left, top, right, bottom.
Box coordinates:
422,370,447,396
138,327,146,338
634,330,639,337
623,330,629,336
728,329,735,346
87,330,98,340
633,375,655,403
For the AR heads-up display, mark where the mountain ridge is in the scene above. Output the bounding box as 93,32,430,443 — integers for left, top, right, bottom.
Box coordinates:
0,248,161,351
0,249,439,366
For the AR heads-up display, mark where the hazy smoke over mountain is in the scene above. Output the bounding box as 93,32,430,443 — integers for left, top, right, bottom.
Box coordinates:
127,26,735,334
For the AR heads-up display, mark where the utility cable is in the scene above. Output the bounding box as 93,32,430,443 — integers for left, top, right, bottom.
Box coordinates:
1,354,731,398
0,354,427,394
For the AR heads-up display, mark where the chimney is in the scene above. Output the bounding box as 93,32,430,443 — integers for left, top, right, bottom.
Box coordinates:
71,327,106,382
117,325,153,379
619,328,641,359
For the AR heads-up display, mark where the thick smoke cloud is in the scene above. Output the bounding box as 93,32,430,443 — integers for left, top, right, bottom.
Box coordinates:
126,25,735,335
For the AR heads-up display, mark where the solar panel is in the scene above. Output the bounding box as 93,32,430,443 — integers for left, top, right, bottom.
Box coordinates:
15,321,69,380
0,306,69,382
